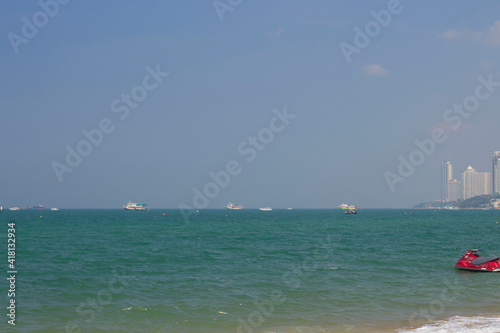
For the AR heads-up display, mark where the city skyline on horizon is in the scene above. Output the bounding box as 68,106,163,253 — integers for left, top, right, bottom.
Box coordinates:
441,150,500,203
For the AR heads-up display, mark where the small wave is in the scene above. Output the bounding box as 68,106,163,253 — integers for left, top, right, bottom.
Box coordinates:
399,315,500,332
122,306,149,311
319,266,348,270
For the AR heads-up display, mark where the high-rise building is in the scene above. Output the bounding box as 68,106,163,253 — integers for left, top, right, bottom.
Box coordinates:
461,165,492,200
448,179,461,202
493,152,500,195
442,161,461,202
441,161,453,201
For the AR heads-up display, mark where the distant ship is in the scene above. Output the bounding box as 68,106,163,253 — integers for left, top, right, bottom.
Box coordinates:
123,201,149,211
7,205,45,210
259,207,272,211
50,208,59,211
226,203,243,210
0,206,2,213
338,203,358,211
339,203,358,214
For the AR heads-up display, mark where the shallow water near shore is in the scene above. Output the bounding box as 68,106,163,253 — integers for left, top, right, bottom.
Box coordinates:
2,208,500,332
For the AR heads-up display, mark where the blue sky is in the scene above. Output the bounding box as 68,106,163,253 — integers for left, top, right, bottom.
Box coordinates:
1,0,500,209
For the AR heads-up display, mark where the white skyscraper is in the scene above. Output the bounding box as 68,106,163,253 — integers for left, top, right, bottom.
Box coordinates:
441,161,453,201
448,179,461,202
461,166,492,200
441,161,461,202
493,152,500,195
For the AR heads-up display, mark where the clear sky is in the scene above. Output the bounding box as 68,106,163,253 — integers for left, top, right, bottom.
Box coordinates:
1,0,500,209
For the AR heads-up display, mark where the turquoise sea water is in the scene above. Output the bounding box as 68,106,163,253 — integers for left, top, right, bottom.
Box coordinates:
2,209,500,332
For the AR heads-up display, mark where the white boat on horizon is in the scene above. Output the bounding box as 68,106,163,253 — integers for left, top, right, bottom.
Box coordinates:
259,207,272,211
9,207,20,211
50,208,59,211
123,201,149,211
226,203,243,210
338,203,358,211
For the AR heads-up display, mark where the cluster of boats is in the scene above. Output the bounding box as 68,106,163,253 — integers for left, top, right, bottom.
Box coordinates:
338,203,358,214
2,205,58,211
227,203,359,212
1,200,358,213
226,203,274,211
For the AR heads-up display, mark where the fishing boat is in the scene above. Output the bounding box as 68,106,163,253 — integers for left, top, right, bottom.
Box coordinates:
226,203,243,210
259,207,272,211
123,201,149,211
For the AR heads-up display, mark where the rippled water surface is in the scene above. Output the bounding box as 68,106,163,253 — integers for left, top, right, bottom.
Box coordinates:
3,209,500,332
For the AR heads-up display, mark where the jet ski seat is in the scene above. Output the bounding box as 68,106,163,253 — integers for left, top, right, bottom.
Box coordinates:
471,256,500,265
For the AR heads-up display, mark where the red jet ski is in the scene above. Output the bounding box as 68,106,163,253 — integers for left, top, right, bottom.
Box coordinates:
455,249,500,272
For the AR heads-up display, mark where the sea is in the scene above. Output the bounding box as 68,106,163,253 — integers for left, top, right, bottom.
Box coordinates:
2,208,500,333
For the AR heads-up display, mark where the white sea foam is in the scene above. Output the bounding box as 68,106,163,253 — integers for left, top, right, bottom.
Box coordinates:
399,315,500,333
